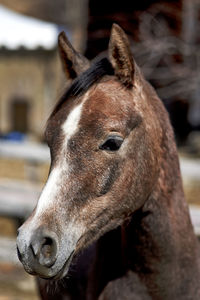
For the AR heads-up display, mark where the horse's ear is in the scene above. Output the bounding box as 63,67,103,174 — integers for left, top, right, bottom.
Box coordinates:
58,31,90,80
108,24,134,88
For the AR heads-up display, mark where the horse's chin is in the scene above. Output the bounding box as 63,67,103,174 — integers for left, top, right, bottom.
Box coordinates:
50,250,75,281
26,250,75,281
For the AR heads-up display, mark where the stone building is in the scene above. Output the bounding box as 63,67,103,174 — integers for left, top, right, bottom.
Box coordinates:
0,1,88,140
0,48,60,139
0,7,61,140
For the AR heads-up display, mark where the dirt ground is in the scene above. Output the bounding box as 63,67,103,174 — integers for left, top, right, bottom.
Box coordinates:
0,263,39,300
0,217,39,300
183,180,200,206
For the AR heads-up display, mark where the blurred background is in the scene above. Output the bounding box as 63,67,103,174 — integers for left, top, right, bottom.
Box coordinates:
0,0,200,299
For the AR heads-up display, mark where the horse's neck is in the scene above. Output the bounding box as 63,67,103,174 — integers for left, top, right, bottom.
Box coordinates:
124,144,200,298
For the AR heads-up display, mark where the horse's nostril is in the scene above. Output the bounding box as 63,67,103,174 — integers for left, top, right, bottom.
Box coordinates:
30,234,58,268
41,237,54,259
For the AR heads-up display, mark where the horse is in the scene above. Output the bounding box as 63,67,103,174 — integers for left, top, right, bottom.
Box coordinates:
16,24,200,300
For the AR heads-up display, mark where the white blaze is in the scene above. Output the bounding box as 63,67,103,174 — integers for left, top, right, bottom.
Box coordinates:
35,100,85,216
62,102,84,140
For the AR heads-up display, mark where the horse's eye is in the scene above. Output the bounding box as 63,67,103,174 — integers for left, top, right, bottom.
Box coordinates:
99,136,124,152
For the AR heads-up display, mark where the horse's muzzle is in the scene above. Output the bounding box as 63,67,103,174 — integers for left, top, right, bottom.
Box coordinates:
17,226,59,278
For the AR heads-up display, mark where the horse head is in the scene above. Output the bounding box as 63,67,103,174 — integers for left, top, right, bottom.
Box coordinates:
17,24,163,280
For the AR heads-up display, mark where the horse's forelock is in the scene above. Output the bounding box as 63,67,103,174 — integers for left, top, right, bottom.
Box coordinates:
50,57,114,118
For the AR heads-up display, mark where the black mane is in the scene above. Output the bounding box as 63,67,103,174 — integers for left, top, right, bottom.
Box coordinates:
51,57,114,116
